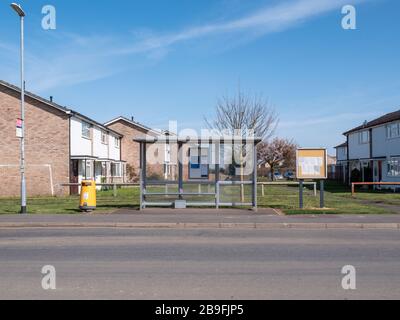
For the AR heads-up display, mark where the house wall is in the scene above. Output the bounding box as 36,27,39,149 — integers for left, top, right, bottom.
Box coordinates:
70,116,121,161
372,124,400,158
348,132,370,160
0,85,70,197
336,147,347,162
70,117,91,156
108,134,121,161
93,127,108,159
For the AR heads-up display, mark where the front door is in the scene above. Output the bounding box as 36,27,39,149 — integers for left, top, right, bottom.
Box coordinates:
70,160,79,195
378,161,383,181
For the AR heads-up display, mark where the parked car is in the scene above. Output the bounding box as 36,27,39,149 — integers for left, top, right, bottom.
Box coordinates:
273,172,284,180
284,171,295,180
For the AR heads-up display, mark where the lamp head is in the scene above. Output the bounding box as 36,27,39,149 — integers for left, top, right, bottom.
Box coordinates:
10,3,25,17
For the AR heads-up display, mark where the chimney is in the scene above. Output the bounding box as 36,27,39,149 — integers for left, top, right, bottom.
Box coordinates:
131,116,134,122
50,96,53,102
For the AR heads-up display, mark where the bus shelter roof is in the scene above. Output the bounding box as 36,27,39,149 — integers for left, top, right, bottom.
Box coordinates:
133,136,263,145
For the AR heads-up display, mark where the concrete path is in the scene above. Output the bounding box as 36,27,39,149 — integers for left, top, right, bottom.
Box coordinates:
0,209,400,230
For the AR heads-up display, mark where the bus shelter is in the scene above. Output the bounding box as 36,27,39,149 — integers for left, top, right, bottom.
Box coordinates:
134,136,262,211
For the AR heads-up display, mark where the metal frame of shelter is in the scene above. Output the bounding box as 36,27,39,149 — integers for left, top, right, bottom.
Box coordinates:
134,136,262,211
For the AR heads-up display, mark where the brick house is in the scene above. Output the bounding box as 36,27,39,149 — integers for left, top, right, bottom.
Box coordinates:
0,80,125,197
105,117,176,181
0,80,70,197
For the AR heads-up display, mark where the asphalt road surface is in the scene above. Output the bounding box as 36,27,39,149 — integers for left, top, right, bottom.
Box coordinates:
0,228,399,300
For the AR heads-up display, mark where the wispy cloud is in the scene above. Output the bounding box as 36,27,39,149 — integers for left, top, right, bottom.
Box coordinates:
115,0,365,55
0,0,368,91
279,111,381,129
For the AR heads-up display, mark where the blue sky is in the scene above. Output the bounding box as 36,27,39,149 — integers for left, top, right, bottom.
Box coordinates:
1,0,399,154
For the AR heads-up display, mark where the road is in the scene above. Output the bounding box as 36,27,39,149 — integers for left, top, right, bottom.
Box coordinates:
0,228,399,300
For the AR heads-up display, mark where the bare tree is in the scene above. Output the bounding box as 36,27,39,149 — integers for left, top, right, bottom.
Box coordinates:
205,89,278,140
206,89,279,201
258,138,298,181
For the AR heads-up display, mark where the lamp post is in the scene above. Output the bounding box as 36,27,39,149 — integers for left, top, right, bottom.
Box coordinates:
11,3,27,214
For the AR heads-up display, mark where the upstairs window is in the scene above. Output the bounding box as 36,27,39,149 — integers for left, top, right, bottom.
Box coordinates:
115,137,120,148
386,123,400,139
358,130,370,144
82,121,91,139
101,131,108,145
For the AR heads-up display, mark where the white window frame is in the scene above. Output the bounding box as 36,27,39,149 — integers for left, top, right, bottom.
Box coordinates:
115,137,120,149
82,121,91,139
81,160,93,179
111,162,122,177
165,144,171,163
358,130,370,144
101,131,108,145
386,122,400,139
388,157,400,177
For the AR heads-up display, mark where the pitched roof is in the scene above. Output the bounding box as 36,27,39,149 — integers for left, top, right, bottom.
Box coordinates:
335,142,348,149
0,79,122,137
104,116,162,136
0,79,70,114
343,109,400,135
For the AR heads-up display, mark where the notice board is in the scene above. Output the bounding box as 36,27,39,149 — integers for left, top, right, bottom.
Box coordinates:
296,148,327,180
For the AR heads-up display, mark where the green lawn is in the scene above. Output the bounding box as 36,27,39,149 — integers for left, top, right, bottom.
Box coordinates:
259,182,389,215
0,182,396,215
0,188,140,215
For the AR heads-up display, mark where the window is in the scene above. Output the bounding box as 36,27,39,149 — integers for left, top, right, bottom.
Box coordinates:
111,163,122,177
358,130,370,144
165,144,171,163
115,137,120,149
81,160,93,179
101,131,108,145
386,123,400,139
388,157,400,177
82,121,91,139
164,164,172,177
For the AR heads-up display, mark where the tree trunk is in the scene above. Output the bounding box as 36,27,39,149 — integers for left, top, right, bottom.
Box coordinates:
270,164,274,181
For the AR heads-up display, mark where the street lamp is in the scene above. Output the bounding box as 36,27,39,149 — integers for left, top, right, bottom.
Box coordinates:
11,3,27,214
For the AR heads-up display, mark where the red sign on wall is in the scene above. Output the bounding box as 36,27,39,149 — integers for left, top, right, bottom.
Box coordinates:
16,119,23,138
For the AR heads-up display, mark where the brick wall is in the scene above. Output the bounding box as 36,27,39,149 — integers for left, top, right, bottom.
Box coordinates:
0,85,70,197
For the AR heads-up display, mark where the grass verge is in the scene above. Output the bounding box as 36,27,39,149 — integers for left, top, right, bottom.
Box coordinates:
0,182,396,215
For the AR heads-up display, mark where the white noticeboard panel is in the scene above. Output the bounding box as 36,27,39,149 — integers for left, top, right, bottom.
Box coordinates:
296,149,327,180
189,147,210,180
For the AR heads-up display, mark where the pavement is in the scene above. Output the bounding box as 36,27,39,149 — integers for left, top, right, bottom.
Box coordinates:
0,208,400,230
0,228,399,299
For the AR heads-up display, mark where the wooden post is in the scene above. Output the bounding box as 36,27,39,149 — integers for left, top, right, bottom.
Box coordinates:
352,183,355,197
